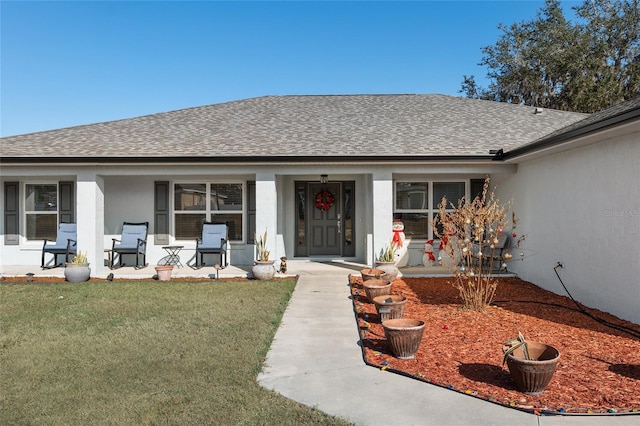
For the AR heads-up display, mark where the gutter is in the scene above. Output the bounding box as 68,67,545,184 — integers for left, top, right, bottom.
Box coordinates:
501,104,640,161
0,154,498,165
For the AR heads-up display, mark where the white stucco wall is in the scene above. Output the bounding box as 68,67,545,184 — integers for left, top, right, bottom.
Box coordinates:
372,170,394,266
77,172,105,276
492,128,640,324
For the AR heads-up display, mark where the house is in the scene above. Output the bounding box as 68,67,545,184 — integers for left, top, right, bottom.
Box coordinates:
1,94,639,323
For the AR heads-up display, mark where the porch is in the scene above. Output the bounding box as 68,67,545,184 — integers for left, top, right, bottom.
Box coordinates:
1,260,512,281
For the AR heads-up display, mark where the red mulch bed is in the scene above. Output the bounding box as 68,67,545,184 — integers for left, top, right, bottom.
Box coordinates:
350,275,640,416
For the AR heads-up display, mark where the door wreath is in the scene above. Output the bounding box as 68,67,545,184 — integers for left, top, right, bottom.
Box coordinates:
315,189,335,211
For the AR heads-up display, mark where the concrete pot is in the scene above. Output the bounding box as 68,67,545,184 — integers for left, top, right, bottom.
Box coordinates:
505,341,560,395
382,318,425,360
64,263,91,283
360,268,387,282
373,294,407,322
375,261,400,281
252,260,276,280
362,279,392,302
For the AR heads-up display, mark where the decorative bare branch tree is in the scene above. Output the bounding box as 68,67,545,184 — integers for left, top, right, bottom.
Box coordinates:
433,178,525,311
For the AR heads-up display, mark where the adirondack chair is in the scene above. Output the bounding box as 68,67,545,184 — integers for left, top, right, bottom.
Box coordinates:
111,222,148,269
195,222,228,268
41,222,77,268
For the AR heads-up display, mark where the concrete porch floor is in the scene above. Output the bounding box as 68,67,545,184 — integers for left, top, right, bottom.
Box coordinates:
0,260,459,281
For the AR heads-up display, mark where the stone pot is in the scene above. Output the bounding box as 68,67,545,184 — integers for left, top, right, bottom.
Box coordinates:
382,318,425,360
64,263,91,283
252,260,276,280
505,341,560,395
374,261,400,281
360,268,387,282
362,279,392,302
155,265,174,281
373,294,407,322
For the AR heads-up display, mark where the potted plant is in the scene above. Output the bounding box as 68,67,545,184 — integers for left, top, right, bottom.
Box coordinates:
64,251,91,282
375,242,400,281
502,332,560,395
154,264,173,281
252,230,275,280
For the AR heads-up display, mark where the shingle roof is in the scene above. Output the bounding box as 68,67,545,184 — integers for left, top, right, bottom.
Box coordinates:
0,94,589,160
503,96,640,160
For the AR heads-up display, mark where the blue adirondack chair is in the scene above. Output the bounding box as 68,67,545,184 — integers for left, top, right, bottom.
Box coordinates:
41,222,77,268
195,222,228,268
111,222,148,269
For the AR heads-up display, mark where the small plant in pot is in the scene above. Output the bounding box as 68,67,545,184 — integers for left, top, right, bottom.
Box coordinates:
252,230,275,280
502,332,560,395
375,242,399,281
64,251,91,282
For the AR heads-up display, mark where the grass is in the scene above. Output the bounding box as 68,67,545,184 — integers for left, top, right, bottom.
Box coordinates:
0,279,351,425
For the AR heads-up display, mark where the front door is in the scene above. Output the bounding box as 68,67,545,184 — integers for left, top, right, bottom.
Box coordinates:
308,182,341,255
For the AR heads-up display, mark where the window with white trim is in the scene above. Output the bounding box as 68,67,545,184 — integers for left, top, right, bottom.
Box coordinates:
174,183,244,241
394,181,466,240
24,183,58,241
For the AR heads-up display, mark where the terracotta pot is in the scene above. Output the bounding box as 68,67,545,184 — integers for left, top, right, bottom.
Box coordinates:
155,265,173,281
64,263,91,282
505,341,560,395
382,318,425,359
373,294,407,322
375,261,399,281
362,279,392,302
252,260,276,280
360,268,387,282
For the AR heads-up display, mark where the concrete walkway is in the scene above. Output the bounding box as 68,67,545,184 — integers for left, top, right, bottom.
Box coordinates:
257,262,638,426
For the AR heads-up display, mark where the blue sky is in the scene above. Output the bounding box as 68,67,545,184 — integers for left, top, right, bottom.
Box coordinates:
1,1,579,137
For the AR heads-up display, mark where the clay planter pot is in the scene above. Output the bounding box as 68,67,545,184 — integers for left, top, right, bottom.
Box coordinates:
64,263,91,283
382,318,425,360
360,268,387,282
362,279,392,302
373,294,407,322
252,260,276,280
374,261,399,281
155,265,174,281
505,341,560,395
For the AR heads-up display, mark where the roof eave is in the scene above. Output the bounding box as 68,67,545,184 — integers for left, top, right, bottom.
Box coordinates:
0,154,498,166
502,106,640,162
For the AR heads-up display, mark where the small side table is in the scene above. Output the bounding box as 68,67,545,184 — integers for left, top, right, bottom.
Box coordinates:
162,245,184,267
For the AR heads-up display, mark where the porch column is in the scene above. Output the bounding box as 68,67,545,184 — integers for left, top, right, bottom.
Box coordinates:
255,171,278,261
76,172,105,277
371,170,393,265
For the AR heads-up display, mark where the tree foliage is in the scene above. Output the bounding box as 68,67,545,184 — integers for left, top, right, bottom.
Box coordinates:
461,0,640,112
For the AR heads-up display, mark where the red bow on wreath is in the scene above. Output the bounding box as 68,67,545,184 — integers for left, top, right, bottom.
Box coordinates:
315,189,335,211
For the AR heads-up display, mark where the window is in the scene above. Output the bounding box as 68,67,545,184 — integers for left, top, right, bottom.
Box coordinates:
174,183,244,241
394,181,467,240
25,184,58,241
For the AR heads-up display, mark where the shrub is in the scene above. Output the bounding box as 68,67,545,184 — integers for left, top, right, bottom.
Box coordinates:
433,178,525,311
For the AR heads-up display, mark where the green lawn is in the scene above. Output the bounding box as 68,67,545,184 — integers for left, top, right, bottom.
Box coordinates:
0,279,351,425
